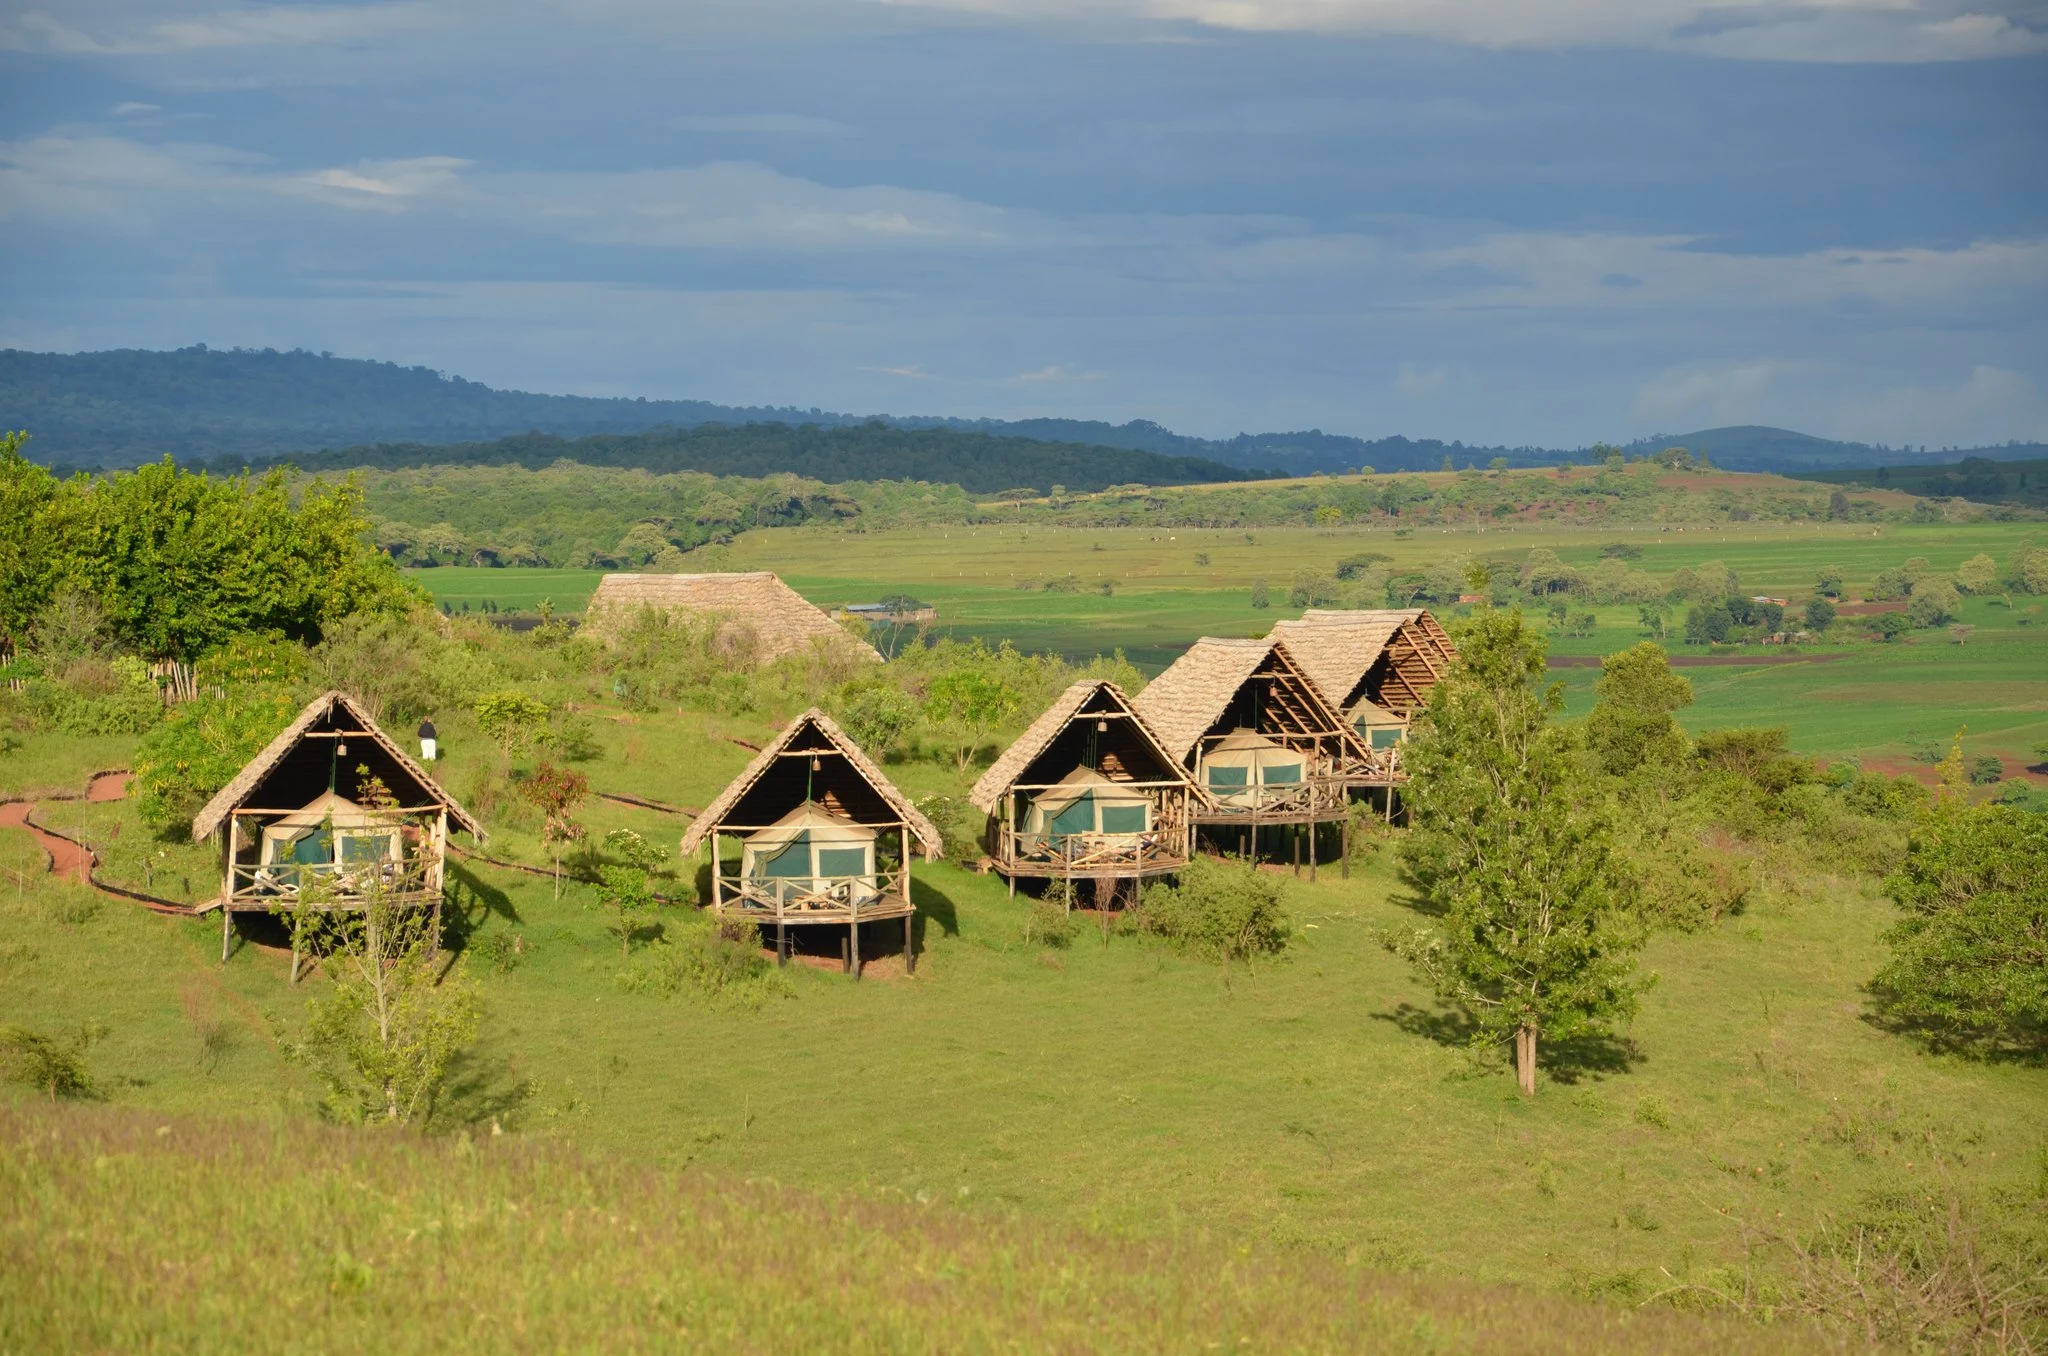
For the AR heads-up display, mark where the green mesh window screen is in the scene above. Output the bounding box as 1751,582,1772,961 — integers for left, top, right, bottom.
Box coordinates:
1099,804,1147,834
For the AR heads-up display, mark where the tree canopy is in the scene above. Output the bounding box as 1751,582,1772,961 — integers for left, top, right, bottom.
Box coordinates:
0,440,420,658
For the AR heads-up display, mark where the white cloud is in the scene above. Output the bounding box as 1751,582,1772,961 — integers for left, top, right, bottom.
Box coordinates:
1011,364,1104,382
287,156,472,210
0,3,433,55
1394,361,1447,395
881,0,2048,60
108,100,160,116
1633,359,1781,425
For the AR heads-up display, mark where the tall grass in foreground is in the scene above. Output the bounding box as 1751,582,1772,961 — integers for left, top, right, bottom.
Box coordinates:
0,1104,1804,1354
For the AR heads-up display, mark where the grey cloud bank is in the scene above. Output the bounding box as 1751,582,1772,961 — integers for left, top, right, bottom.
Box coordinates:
0,0,2042,447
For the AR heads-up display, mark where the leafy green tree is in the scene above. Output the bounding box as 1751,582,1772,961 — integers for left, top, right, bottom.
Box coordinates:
474,691,550,762
594,829,668,959
1249,579,1270,609
135,688,302,829
1954,553,1999,594
0,432,64,649
1874,782,2047,1059
1874,612,1911,642
835,683,918,757
922,668,1020,773
518,762,589,899
1585,643,1693,777
1804,598,1837,632
1387,610,1650,1095
1907,579,1961,628
1814,565,1845,597
292,885,481,1125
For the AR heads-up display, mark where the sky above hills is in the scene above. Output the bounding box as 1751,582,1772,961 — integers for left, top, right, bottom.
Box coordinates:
2,0,2044,447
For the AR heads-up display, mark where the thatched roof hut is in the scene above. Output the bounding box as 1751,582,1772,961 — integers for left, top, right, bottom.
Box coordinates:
192,690,479,974
971,680,1206,884
1132,638,1364,827
1268,608,1457,726
684,708,937,975
586,571,882,664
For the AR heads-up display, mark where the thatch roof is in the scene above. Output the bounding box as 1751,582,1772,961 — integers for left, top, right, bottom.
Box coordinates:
1267,611,1411,713
1297,608,1457,713
191,691,482,843
586,572,882,664
969,680,1202,815
681,708,941,859
1133,637,1359,764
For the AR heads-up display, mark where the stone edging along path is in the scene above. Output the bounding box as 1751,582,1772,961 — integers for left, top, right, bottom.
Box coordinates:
0,771,193,917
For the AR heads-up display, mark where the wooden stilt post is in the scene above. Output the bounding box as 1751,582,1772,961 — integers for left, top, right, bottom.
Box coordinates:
1309,821,1317,882
905,910,916,975
221,907,231,963
776,899,787,967
1341,819,1350,880
289,929,300,985
1292,823,1301,876
850,897,861,980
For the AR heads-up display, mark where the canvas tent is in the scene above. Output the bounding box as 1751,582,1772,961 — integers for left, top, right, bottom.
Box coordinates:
585,571,882,664
1199,731,1306,807
971,680,1204,889
1132,638,1364,873
683,708,939,975
191,690,480,980
739,801,881,905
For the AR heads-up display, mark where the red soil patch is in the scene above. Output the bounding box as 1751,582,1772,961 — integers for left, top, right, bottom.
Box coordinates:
1836,601,1908,616
87,771,134,802
0,799,93,884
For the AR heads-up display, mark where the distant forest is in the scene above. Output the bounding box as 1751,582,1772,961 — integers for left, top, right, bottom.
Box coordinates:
6,346,2043,477
1790,456,2048,509
225,423,1254,496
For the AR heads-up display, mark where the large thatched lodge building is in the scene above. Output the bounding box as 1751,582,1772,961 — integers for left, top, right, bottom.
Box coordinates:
585,571,882,664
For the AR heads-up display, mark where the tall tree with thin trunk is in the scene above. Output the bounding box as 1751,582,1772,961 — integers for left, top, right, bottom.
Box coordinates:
1385,609,1649,1095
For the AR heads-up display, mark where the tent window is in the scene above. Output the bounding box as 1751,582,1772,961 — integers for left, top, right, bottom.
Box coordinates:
816,847,868,878
1207,766,1249,789
761,838,812,878
1262,762,1303,785
290,830,333,865
1100,804,1147,834
1050,794,1096,838
340,832,396,865
1369,727,1403,750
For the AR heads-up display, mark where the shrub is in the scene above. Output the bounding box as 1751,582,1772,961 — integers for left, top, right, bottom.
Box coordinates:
622,913,787,1008
135,688,301,828
1906,580,1961,629
1139,857,1290,969
1024,897,1078,949
1968,755,2005,787
0,1021,107,1101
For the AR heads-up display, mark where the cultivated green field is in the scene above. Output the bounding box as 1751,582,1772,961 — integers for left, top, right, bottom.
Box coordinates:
412,519,2048,770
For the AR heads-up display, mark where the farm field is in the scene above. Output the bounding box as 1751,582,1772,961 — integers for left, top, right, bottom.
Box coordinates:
411,519,2048,770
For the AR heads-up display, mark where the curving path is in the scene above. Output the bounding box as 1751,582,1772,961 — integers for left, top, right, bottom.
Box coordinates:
0,772,192,916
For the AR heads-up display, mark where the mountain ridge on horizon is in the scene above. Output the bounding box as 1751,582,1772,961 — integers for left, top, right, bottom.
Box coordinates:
4,345,2041,477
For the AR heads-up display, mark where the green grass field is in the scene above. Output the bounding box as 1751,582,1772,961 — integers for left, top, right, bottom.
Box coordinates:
4,674,2044,1348
410,520,2048,769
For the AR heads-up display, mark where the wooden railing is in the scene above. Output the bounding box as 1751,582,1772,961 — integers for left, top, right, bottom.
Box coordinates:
995,827,1186,875
1334,745,1405,783
1193,777,1349,821
227,857,436,905
715,869,912,922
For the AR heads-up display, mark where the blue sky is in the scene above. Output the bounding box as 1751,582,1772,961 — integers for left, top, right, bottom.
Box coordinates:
2,0,2044,446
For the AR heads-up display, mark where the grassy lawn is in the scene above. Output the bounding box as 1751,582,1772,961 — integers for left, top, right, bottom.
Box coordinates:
3,708,2042,1327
